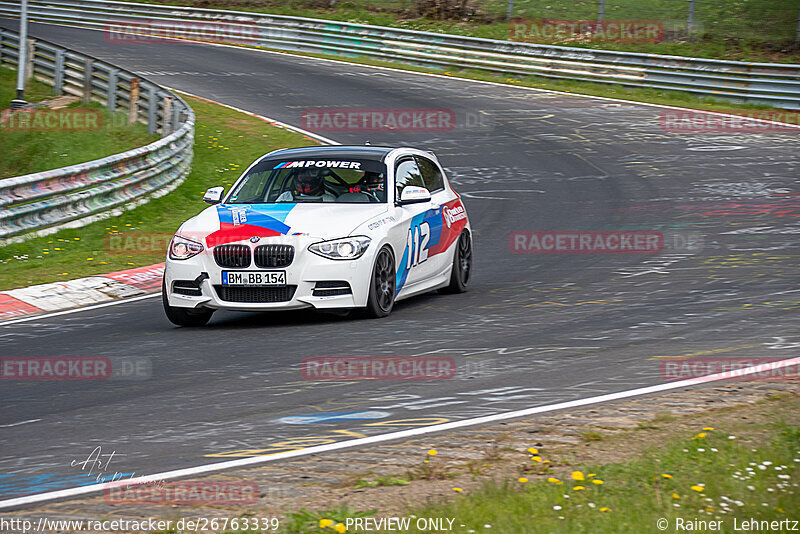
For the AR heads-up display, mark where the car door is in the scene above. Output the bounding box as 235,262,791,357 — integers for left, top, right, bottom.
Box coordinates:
391,156,441,295
414,154,452,275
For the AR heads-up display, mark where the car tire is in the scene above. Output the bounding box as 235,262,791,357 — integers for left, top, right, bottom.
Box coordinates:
162,279,214,327
364,246,396,318
441,230,472,294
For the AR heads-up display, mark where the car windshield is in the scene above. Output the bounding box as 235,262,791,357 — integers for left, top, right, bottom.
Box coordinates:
227,158,388,204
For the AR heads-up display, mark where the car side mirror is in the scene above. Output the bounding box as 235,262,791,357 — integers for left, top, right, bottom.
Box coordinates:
397,185,431,205
203,186,224,204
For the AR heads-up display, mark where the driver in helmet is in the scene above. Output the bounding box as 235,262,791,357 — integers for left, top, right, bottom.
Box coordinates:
277,168,336,202
355,171,386,202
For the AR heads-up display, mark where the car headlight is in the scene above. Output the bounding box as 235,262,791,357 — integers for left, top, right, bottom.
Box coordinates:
309,236,371,260
169,235,204,260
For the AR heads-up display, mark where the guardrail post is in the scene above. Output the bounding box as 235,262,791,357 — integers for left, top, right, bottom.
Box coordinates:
172,102,181,132
688,0,696,38
82,59,93,104
107,68,118,112
506,0,514,21
147,85,157,135
53,49,65,95
25,38,35,82
128,78,139,124
597,0,605,22
162,95,173,136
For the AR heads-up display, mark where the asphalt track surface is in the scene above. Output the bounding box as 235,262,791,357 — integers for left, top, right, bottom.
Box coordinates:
1,21,799,502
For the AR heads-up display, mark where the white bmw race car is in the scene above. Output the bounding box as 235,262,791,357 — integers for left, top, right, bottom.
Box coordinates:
162,146,472,326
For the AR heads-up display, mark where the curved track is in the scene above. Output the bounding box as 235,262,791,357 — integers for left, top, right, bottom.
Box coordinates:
1,21,799,502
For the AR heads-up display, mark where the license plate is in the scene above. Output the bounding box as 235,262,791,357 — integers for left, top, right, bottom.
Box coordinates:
222,271,286,286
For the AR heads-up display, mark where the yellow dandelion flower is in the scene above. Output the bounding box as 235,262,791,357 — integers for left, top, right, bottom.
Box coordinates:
547,477,563,485
573,486,585,491
423,460,429,463
527,447,538,454
452,487,463,492
662,473,673,479
428,449,437,456
518,477,528,483
592,479,604,485
587,473,596,477
702,427,714,431
690,485,705,492
319,519,333,528
86,258,94,261
599,507,611,512
672,493,680,499
693,433,707,439
531,456,543,462
333,523,346,534
572,471,585,481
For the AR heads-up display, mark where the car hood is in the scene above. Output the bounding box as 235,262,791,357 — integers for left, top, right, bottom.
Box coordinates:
178,203,390,246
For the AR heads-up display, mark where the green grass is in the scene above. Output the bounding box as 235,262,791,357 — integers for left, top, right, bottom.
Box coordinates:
120,0,800,63
401,423,800,533
0,66,157,178
0,93,317,291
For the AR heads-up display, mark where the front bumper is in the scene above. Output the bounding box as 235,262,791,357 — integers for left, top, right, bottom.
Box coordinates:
164,236,374,311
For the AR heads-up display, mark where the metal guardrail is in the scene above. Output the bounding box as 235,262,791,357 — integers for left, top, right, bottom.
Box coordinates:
0,0,798,109
0,26,194,240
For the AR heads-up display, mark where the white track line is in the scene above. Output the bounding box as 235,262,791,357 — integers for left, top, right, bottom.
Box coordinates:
0,419,41,428
2,356,798,510
0,293,161,327
172,89,339,145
